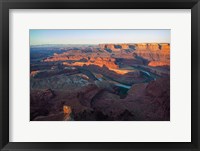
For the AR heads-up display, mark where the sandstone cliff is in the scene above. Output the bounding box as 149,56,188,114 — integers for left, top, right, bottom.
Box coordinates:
43,43,170,67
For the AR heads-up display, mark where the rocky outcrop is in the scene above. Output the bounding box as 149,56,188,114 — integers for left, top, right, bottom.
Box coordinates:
63,105,73,121
77,84,102,107
44,55,88,62
126,78,170,120
31,78,170,121
135,43,170,66
30,70,40,77
31,68,79,79
99,44,106,50
63,57,119,69
135,43,148,50
30,74,90,90
148,61,170,67
121,44,129,49
89,78,170,121
90,57,119,69
160,43,170,50
134,43,170,51
99,43,131,51
30,89,56,120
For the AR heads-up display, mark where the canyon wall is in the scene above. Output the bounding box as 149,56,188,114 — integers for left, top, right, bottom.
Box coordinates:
31,78,170,121
134,43,170,66
99,43,170,67
99,43,169,51
63,57,119,69
43,43,170,67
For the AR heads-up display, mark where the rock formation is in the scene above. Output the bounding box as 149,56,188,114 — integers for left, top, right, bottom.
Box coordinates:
30,42,170,121
30,89,56,120
134,43,170,66
99,43,133,50
43,43,170,67
63,57,119,70
31,77,170,121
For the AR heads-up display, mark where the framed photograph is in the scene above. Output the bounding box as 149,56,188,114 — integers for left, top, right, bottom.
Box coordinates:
0,0,199,150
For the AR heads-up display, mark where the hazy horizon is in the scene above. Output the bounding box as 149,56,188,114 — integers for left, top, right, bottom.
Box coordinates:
30,29,170,46
30,42,170,47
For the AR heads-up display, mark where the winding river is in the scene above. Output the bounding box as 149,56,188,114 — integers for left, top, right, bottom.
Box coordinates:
78,67,155,90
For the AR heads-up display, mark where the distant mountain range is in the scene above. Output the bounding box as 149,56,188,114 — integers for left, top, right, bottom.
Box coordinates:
30,44,98,48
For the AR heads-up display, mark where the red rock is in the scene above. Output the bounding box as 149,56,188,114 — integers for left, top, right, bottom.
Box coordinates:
148,61,170,67
43,43,170,68
30,89,56,120
89,78,170,121
63,57,119,69
77,84,102,107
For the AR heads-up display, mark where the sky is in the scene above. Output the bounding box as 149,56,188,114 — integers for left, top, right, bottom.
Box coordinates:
30,29,170,46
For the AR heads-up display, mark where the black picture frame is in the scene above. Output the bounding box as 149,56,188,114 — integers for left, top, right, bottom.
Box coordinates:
0,0,199,150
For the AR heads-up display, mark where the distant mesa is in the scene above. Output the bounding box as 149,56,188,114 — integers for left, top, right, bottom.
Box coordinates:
99,43,170,51
43,43,170,69
99,43,130,51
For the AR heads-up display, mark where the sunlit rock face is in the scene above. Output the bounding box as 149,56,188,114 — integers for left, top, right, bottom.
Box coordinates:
91,57,119,69
99,43,131,51
134,43,170,51
100,43,131,50
134,43,170,66
98,43,170,67
147,43,159,50
105,44,115,50
63,57,119,70
135,43,148,50
160,43,170,50
121,44,129,49
43,43,170,67
148,61,170,67
63,105,72,120
30,70,40,77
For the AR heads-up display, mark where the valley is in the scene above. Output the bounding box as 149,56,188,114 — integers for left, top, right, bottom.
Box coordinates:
30,43,170,121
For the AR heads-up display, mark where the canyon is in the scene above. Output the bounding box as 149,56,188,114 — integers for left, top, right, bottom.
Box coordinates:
30,43,170,121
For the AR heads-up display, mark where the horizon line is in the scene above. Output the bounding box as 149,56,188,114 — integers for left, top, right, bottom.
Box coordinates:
30,42,170,46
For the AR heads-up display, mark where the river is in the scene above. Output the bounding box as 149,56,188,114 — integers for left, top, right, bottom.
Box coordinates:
78,67,155,89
